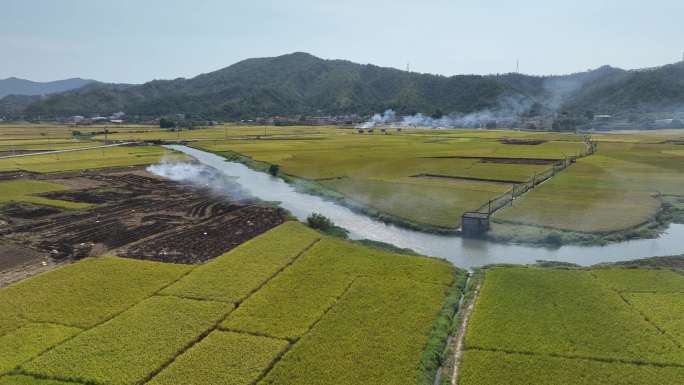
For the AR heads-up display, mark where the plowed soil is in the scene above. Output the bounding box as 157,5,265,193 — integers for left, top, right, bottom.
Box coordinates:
0,167,285,267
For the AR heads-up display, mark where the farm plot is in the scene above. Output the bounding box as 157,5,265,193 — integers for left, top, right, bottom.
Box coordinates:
194,130,584,229
495,141,684,233
96,124,337,141
0,221,460,385
0,145,187,173
1,170,284,264
458,266,684,385
0,179,90,209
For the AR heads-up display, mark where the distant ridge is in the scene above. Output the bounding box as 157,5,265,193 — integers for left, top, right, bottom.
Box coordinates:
3,53,684,119
0,77,97,98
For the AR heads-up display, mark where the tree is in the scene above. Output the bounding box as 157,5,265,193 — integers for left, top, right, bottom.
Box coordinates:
307,213,334,231
431,109,444,119
268,164,280,176
159,118,175,129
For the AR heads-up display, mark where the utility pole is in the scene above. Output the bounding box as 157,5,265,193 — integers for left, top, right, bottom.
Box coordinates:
516,59,520,74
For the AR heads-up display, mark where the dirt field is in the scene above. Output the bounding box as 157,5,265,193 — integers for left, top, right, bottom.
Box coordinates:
0,167,286,274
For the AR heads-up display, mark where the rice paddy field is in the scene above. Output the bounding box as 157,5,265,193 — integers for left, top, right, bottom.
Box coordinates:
192,128,588,229
0,145,187,173
1,122,683,236
0,221,462,385
495,140,684,232
458,266,684,385
180,126,684,236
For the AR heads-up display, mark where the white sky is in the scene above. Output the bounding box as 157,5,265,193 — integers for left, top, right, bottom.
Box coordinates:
2,0,683,83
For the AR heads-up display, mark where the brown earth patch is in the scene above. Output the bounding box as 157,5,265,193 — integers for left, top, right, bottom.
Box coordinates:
0,168,285,272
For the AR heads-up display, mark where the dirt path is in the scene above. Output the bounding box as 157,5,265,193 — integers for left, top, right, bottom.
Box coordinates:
451,280,482,385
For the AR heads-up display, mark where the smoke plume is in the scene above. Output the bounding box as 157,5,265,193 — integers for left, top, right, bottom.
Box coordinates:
147,160,251,202
357,94,534,129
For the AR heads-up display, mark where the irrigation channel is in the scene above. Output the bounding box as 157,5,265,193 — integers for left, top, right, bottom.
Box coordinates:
159,145,684,268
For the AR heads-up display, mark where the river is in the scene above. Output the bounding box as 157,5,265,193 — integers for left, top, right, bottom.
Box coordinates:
159,145,684,268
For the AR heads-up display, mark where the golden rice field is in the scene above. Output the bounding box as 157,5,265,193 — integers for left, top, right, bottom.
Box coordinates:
0,222,462,385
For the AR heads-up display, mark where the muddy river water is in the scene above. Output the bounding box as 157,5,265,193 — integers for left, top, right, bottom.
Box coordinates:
162,145,684,268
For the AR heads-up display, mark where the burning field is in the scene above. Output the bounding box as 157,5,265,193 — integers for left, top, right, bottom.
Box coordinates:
0,165,286,284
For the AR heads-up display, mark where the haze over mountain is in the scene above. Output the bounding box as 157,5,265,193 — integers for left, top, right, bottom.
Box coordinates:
0,77,97,98
3,53,684,120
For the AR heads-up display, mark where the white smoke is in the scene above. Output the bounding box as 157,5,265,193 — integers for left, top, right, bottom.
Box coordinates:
147,161,251,201
357,94,534,129
359,109,397,128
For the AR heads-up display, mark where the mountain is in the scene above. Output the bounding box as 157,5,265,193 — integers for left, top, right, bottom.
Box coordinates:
561,62,684,114
5,53,684,120
14,53,510,119
0,77,97,98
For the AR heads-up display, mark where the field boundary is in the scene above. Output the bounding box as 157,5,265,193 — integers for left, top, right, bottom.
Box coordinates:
450,280,481,385
0,142,138,159
9,262,199,383
589,271,683,350
141,238,323,384
464,346,684,369
410,173,522,185
474,138,598,217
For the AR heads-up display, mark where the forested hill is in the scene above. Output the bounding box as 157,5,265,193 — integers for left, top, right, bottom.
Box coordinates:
5,53,684,119
0,77,96,98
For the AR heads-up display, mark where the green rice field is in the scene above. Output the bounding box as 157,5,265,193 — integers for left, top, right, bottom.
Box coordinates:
495,141,684,232
458,266,684,384
0,145,187,173
0,221,461,385
0,180,91,209
192,128,587,229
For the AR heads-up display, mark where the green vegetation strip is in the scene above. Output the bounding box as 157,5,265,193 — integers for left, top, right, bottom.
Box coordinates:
147,331,289,385
161,221,321,303
0,256,191,329
0,323,80,375
22,296,232,385
459,350,684,385
0,180,90,209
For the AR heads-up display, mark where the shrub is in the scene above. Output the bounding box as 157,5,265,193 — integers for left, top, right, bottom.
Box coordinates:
307,213,334,231
268,164,280,176
543,231,563,246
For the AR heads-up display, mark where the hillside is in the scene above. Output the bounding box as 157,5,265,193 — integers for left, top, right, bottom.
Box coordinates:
5,53,684,120
0,77,96,98
18,53,509,119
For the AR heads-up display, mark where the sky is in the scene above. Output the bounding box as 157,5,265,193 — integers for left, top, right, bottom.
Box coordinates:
2,0,683,83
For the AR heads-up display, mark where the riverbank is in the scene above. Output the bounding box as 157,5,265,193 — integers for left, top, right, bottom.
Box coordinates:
190,145,463,235
488,194,684,246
